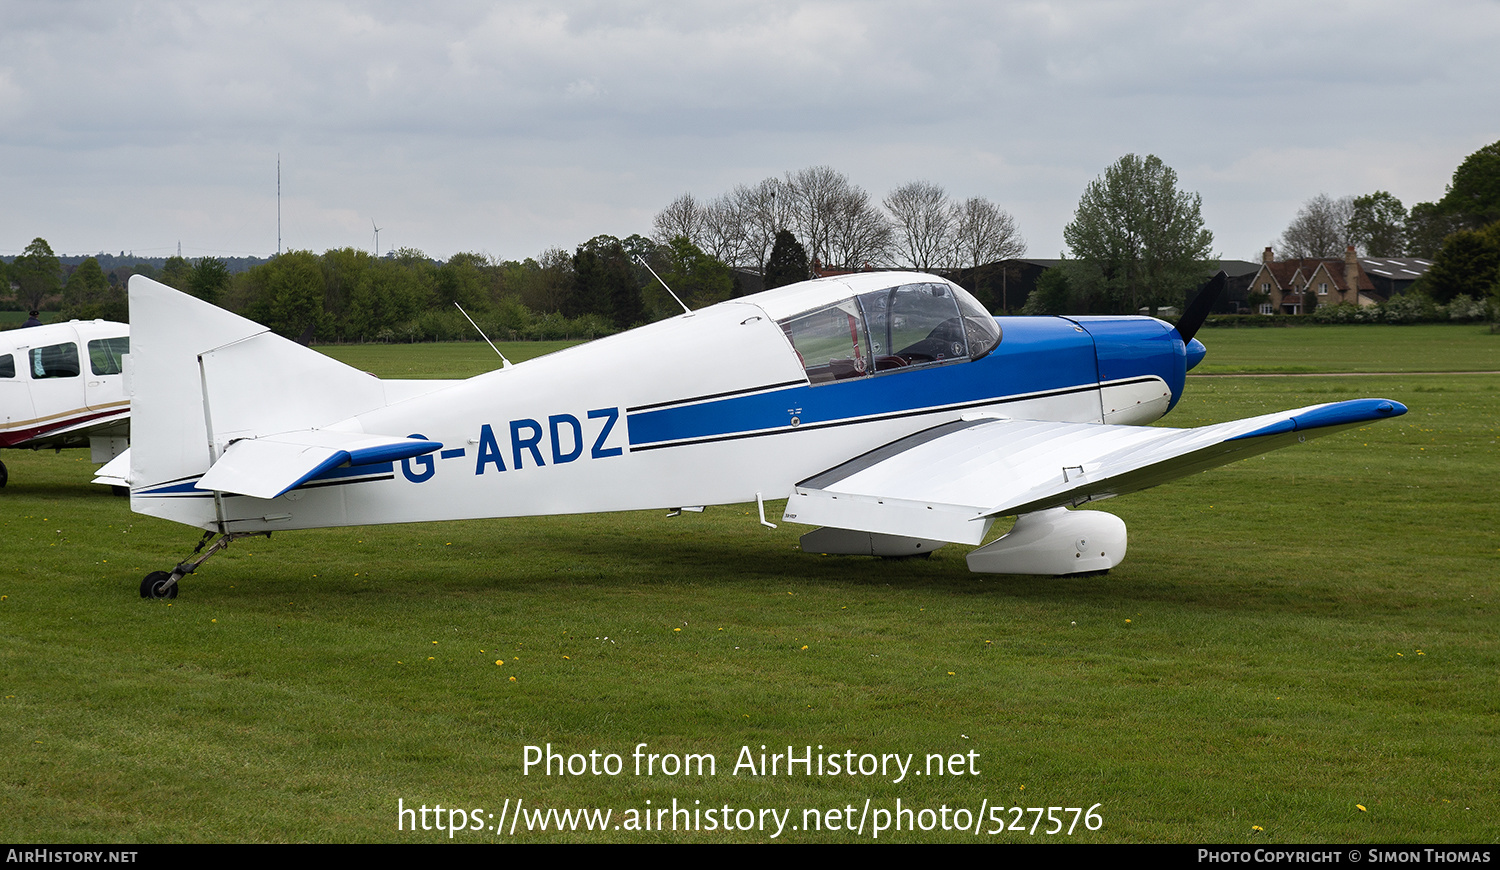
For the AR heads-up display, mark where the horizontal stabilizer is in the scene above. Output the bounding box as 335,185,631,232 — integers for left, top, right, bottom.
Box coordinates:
195,430,442,500
785,398,1406,545
93,449,132,488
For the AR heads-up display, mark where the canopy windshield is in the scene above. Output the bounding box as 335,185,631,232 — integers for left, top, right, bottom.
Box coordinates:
777,280,1001,385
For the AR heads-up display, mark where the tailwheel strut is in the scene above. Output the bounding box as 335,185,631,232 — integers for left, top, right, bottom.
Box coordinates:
139,530,272,599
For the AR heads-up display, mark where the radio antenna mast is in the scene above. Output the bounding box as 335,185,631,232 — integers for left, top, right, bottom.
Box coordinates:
636,256,691,315
454,303,512,368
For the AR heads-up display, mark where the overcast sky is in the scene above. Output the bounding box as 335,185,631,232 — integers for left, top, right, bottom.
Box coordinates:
3,1,1497,265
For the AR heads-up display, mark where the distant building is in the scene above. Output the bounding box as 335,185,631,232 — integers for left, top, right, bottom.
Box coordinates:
948,258,1260,314
1359,256,1433,299
1247,246,1401,315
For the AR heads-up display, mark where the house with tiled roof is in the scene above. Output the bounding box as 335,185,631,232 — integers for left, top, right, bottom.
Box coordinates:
1248,246,1384,314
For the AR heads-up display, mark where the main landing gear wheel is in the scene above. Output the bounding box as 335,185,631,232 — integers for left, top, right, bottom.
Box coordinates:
0,458,8,488
140,571,179,599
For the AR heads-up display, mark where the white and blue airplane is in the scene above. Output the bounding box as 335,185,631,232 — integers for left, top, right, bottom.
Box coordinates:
0,319,131,488
125,271,1405,598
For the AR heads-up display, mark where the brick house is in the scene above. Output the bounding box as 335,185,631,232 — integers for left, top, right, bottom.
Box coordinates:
1248,246,1382,314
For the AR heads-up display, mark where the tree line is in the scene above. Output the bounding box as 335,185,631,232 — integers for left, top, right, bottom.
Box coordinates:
1275,140,1500,308
0,232,753,342
652,166,1027,275
9,144,1493,336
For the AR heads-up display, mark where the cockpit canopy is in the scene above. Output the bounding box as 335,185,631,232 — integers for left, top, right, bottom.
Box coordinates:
775,279,1000,385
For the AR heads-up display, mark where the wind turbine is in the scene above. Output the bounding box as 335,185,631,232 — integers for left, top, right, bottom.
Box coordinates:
371,219,383,258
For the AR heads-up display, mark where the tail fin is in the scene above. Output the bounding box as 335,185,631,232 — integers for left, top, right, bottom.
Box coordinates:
127,276,424,528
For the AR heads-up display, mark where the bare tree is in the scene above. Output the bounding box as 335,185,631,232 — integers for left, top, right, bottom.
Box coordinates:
785,165,852,267
697,194,746,267
1279,193,1355,259
825,185,892,270
653,192,707,247
884,181,954,270
731,177,796,275
951,197,1026,267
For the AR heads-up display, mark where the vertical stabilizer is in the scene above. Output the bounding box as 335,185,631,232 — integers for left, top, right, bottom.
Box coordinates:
127,276,399,528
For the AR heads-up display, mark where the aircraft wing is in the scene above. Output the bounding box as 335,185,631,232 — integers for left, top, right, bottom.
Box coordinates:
194,430,442,500
784,398,1406,546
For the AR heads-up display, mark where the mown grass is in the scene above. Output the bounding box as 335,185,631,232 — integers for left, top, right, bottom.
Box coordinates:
0,328,1495,843
1193,322,1500,373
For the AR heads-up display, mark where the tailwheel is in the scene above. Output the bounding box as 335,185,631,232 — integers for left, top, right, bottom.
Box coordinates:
136,530,271,598
140,571,179,599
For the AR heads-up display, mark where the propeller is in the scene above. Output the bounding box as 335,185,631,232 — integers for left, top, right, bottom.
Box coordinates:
1176,270,1227,345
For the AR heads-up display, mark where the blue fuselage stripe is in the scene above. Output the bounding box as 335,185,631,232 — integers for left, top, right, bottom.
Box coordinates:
626,318,1106,447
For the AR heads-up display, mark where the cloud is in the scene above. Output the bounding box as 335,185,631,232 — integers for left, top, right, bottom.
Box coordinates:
2,1,1497,260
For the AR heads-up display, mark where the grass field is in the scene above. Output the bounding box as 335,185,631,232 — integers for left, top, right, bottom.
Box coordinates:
1,326,1496,843
1194,322,1500,373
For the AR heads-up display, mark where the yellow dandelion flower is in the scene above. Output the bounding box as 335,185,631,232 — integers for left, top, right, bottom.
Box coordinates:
509,676,516,682
1125,619,1131,623
800,645,808,650
674,628,681,632
1252,825,1263,832
562,655,570,660
495,660,504,666
211,619,217,623
1357,804,1367,812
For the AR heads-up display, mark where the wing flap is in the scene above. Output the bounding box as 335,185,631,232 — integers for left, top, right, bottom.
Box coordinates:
784,398,1405,545
195,430,442,500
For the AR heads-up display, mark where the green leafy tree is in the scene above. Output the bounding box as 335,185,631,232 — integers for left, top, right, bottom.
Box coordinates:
1063,154,1215,314
241,251,328,340
1021,263,1075,315
1408,140,1500,257
1439,139,1500,229
62,257,126,320
435,252,494,309
160,255,193,291
1405,201,1462,258
657,237,733,313
1422,221,1500,304
189,257,230,305
569,236,644,329
11,237,62,311
505,248,573,314
1348,192,1407,257
318,248,379,340
763,229,808,290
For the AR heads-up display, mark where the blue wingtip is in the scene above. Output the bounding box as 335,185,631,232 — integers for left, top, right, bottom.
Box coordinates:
1229,398,1407,442
1291,398,1407,429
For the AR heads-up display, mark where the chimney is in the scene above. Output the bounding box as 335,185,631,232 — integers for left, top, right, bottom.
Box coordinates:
1344,245,1359,302
1263,246,1274,264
